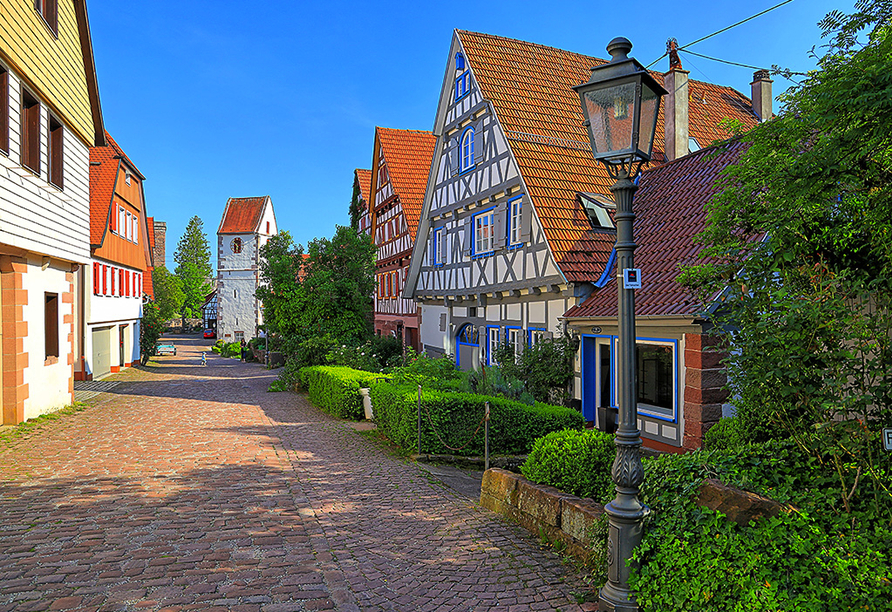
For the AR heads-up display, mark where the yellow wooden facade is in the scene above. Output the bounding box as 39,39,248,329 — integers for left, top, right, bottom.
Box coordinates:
0,0,98,147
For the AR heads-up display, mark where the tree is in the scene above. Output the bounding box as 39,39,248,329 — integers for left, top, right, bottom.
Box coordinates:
680,2,891,508
174,216,213,321
151,265,184,322
256,231,305,342
301,225,376,342
349,179,363,231
139,302,165,364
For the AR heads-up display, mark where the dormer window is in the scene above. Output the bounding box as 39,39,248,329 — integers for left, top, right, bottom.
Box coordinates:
460,127,475,173
455,52,465,71
578,193,615,229
455,70,470,101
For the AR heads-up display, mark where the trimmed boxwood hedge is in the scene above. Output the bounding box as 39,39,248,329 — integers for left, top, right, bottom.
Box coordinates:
520,429,615,500
369,381,584,455
299,366,388,420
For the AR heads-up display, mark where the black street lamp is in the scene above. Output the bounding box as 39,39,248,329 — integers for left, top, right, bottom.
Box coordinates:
573,37,666,612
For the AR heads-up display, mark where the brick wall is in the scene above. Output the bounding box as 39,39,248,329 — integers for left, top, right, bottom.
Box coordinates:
683,333,729,449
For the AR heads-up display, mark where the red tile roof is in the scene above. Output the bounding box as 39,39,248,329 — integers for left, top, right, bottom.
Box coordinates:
89,131,145,247
563,139,747,319
457,30,759,282
376,127,436,241
146,215,156,261
218,197,269,234
143,267,154,300
355,168,373,208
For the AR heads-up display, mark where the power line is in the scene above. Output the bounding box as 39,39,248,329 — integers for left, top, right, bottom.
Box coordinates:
646,0,794,69
679,49,767,72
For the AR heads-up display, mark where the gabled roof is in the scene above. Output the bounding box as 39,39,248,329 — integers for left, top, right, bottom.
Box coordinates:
146,215,156,262
376,127,436,241
89,131,144,246
218,196,270,235
355,169,373,207
456,30,759,283
563,139,747,319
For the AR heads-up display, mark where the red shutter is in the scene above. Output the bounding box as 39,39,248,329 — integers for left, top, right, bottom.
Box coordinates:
125,271,130,296
93,263,99,295
119,269,124,296
102,265,107,295
110,205,117,232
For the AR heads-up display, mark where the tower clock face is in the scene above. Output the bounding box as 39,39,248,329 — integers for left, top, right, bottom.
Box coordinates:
230,238,242,253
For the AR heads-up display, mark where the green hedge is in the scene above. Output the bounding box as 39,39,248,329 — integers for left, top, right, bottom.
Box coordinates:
369,381,584,455
300,366,388,420
520,429,615,500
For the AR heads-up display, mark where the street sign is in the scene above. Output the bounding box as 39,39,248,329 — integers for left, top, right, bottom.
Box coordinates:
883,428,892,451
623,268,642,289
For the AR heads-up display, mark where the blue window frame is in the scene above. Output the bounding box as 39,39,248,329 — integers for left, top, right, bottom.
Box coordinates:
455,52,465,71
472,207,495,257
527,328,546,347
505,326,522,362
455,70,470,101
460,127,475,173
486,326,501,366
508,196,523,247
433,226,446,266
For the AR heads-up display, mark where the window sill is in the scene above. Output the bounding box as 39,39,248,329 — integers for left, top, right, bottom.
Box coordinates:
44,356,59,366
459,165,476,176
471,250,495,260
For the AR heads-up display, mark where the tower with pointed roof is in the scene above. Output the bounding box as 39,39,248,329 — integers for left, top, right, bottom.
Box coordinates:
369,127,436,350
216,196,277,343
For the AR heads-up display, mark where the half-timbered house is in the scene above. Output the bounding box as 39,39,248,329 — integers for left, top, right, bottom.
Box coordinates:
78,132,153,381
353,168,373,236
370,127,435,350
0,0,105,422
404,31,760,377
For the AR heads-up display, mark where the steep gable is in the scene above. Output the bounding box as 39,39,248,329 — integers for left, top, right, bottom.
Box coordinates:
355,168,372,207
376,127,436,241
456,30,759,283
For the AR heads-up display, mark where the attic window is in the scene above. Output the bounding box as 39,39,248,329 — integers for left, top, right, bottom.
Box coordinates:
34,0,58,36
455,71,470,102
578,193,615,229
689,137,701,153
455,52,465,71
125,170,132,186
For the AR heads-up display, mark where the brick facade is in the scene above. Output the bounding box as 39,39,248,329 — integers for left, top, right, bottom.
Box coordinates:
1,255,29,424
683,333,729,449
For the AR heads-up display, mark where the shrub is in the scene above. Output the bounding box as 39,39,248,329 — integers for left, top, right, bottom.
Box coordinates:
458,366,535,405
268,361,302,392
520,429,615,500
369,382,584,455
222,341,242,358
494,334,578,404
300,365,387,420
390,352,461,389
703,415,747,450
628,439,892,611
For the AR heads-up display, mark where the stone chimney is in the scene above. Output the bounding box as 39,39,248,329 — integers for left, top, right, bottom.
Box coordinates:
751,70,773,122
153,220,167,270
663,39,689,162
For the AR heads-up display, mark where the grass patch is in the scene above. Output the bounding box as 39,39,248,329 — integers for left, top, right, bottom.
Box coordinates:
0,402,90,446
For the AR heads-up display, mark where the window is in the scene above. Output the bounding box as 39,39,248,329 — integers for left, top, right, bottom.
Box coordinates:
506,327,522,362
460,127,475,172
434,227,446,265
508,197,523,246
125,170,131,186
234,331,245,343
0,66,8,155
455,70,470,101
455,52,465,71
266,221,270,234
48,115,62,188
21,89,40,173
34,0,58,35
45,292,58,359
385,273,391,298
637,343,675,416
487,326,501,366
528,328,546,347
473,209,494,256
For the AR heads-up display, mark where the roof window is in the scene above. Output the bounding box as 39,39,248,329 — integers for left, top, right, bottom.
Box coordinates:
578,193,615,229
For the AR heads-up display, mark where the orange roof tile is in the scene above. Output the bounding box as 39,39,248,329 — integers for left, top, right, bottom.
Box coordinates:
355,168,373,208
457,30,759,281
376,127,436,241
564,139,747,318
218,197,269,234
143,267,154,299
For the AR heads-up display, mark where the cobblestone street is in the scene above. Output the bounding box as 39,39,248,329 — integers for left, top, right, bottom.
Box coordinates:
0,337,594,612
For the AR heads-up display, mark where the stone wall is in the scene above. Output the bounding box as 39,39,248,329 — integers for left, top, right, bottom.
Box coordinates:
480,468,604,563
683,333,729,449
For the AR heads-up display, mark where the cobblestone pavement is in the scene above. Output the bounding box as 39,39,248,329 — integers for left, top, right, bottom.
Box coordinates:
0,336,595,612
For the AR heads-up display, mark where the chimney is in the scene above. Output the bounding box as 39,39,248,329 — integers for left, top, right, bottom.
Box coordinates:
663,39,689,162
751,70,773,122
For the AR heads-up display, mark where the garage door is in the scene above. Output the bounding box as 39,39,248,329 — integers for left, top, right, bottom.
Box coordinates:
92,327,112,379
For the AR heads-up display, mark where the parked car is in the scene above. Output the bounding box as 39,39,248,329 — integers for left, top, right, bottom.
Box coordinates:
156,343,177,356
203,328,216,339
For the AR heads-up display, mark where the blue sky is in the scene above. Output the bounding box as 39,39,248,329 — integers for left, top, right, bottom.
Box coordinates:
87,0,842,268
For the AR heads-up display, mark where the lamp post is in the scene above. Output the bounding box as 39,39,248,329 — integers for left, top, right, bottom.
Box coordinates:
573,37,666,612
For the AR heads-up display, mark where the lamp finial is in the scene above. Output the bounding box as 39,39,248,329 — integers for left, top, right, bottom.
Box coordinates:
606,37,632,63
